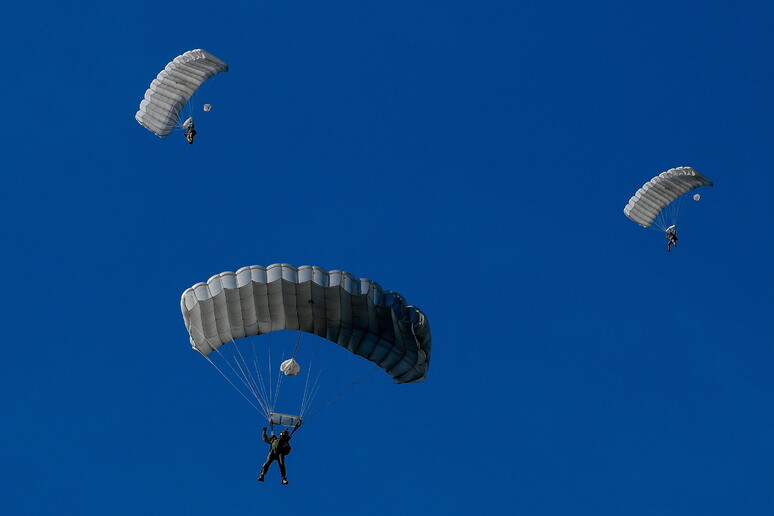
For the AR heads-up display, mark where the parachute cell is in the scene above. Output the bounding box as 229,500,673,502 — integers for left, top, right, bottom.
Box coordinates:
623,166,713,228
180,264,431,384
135,49,228,137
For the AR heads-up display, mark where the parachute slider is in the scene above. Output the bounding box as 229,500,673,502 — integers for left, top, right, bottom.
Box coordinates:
270,413,303,429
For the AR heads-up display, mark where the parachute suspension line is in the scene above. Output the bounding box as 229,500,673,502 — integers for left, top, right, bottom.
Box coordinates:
292,329,303,358
268,332,288,415
212,343,271,418
673,193,687,228
652,193,687,233
299,361,322,417
183,71,220,124
185,323,268,416
230,337,262,400
272,355,286,414
303,365,383,423
178,102,194,130
202,353,266,416
266,332,274,414
252,337,272,416
299,360,323,418
292,300,313,360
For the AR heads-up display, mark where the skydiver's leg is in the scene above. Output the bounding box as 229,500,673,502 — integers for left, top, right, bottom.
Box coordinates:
278,454,287,479
260,454,276,477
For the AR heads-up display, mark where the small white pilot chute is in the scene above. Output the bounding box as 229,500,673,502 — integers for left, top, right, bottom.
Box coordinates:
280,358,301,376
693,193,701,201
203,104,212,112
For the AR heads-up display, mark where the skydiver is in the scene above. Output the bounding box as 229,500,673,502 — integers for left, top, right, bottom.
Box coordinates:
666,225,678,252
184,122,196,145
257,427,292,485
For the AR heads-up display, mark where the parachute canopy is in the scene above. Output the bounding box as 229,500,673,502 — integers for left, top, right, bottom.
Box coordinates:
180,264,431,384
623,167,713,228
135,49,228,137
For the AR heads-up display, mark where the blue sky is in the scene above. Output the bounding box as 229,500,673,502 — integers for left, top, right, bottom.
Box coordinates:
1,1,772,514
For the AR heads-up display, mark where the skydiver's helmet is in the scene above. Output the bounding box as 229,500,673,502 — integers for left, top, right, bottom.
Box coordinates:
280,429,289,438
666,225,676,235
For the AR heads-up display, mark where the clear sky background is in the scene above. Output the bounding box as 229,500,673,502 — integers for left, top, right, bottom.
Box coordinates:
1,1,772,515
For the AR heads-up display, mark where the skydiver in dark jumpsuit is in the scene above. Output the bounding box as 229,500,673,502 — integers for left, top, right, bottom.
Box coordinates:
258,428,292,484
184,122,197,145
666,225,678,252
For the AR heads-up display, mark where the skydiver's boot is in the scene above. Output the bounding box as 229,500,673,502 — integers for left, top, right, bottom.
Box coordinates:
257,475,264,482
281,478,289,485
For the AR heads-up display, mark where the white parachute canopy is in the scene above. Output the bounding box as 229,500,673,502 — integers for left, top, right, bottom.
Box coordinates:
181,264,430,384
623,166,713,231
693,193,701,201
280,358,301,377
135,49,228,137
203,104,212,112
180,264,432,423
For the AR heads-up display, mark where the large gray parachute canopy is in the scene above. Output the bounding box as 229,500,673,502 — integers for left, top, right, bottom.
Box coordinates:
623,167,713,228
135,49,228,137
180,264,431,384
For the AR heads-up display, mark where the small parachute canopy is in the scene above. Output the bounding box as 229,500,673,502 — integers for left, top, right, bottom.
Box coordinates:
693,193,701,201
280,358,301,377
135,49,228,137
623,167,713,228
203,104,212,112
